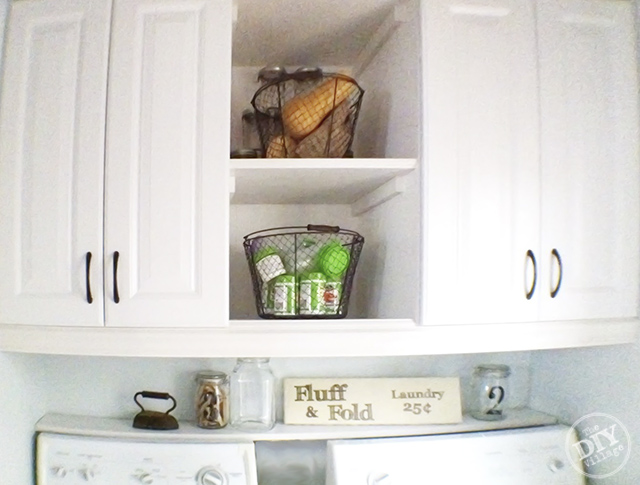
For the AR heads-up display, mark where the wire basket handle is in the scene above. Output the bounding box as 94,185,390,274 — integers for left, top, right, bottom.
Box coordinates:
243,225,360,241
306,224,339,233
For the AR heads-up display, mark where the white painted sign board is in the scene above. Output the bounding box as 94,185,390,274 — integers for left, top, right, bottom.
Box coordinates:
284,377,462,425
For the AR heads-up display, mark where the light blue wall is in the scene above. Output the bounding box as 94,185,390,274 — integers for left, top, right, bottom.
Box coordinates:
530,341,640,483
0,353,48,485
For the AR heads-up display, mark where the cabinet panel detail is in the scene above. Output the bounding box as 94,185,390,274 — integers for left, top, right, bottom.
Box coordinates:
105,0,230,327
422,0,540,324
132,6,203,296
19,17,81,294
538,0,639,320
0,0,110,326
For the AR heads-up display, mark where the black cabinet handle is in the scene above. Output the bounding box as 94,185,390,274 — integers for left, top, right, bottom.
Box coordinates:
551,248,563,298
113,251,120,304
526,250,537,300
85,252,93,304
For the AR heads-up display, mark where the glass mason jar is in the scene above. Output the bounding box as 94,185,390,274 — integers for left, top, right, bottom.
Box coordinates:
470,364,511,421
195,371,229,429
230,358,276,431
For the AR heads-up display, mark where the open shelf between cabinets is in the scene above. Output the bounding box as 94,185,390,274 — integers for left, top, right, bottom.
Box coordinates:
36,408,558,443
229,158,417,215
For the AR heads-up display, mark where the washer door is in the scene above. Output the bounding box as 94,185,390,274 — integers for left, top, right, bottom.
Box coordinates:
326,425,585,485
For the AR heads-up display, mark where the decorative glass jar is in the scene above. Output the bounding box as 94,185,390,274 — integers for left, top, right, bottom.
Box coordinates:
470,364,511,421
195,371,229,429
230,358,276,431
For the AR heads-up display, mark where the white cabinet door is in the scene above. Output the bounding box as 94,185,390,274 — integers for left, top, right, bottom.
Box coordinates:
104,0,231,327
422,0,540,324
0,0,111,326
538,0,640,321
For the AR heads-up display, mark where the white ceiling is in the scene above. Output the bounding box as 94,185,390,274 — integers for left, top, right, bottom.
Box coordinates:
233,0,399,66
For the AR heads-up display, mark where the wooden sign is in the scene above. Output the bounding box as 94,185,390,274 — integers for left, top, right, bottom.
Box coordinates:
283,377,462,425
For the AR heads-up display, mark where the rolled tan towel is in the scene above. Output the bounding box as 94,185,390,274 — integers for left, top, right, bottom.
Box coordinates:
282,77,358,139
265,134,297,158
295,100,353,158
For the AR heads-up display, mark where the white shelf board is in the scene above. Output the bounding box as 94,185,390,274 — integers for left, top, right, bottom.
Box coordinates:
0,318,637,358
36,408,558,442
230,158,416,205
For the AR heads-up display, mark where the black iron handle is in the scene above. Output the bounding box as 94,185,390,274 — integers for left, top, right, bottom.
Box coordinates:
85,252,93,304
113,251,120,304
307,224,340,233
526,250,537,300
551,248,563,298
134,391,177,413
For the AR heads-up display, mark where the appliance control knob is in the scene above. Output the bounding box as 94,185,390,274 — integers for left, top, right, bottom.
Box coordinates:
196,467,226,485
80,468,96,481
137,473,154,484
547,458,565,473
367,472,390,484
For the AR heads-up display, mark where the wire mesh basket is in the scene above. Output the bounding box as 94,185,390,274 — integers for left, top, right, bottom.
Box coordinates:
243,225,364,319
251,72,364,158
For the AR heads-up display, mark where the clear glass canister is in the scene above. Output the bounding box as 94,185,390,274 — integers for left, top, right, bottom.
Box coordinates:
230,358,275,431
241,108,262,155
470,364,511,421
195,371,229,429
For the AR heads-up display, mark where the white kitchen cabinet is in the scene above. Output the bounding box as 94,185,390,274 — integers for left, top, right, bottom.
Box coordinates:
537,0,639,321
0,0,637,356
421,0,639,326
0,0,111,326
104,0,231,327
422,0,541,325
0,0,231,327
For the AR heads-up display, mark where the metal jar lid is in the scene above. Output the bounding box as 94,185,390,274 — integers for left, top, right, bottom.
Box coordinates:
196,370,228,382
231,149,259,159
258,66,287,84
473,364,511,378
242,109,256,122
293,66,323,80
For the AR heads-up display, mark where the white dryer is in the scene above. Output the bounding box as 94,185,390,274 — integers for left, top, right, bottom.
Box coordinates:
326,425,585,485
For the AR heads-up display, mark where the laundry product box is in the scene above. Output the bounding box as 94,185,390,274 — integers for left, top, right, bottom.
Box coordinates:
283,377,462,425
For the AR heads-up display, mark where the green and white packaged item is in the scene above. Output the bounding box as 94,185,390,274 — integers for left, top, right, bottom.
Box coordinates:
299,272,326,315
254,247,286,283
324,277,342,314
273,274,296,315
261,280,275,315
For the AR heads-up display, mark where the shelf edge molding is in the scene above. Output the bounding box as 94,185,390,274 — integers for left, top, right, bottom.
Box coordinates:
35,408,558,442
351,174,408,216
0,318,637,358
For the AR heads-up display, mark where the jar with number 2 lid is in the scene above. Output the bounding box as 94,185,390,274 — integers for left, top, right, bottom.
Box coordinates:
230,358,275,431
470,364,511,421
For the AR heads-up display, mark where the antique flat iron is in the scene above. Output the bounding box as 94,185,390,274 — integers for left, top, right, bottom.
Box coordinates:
132,391,179,430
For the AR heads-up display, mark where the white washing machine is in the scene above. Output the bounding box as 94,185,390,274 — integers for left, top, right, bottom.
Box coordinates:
326,425,585,485
36,432,257,485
